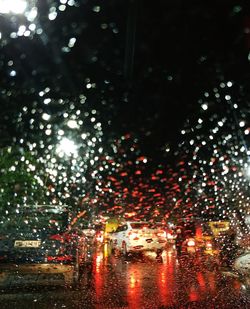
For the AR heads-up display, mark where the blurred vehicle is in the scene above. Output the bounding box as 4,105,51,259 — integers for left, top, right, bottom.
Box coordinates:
71,216,96,242
109,221,168,257
0,205,90,287
234,252,250,276
215,227,239,268
82,227,96,239
175,218,219,257
79,223,96,243
166,230,177,243
233,215,250,272
94,224,105,245
149,222,176,244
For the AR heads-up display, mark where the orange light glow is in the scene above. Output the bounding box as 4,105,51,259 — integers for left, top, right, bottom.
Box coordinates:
93,251,104,300
196,224,203,238
103,243,109,259
197,272,206,292
187,239,196,247
189,286,199,302
127,265,141,309
157,257,176,306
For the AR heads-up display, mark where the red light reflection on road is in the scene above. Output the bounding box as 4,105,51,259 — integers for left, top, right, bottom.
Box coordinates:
188,272,209,301
157,251,177,307
93,250,104,300
103,243,109,259
207,271,216,292
233,280,241,290
127,264,142,309
189,271,219,301
189,286,199,302
197,272,206,292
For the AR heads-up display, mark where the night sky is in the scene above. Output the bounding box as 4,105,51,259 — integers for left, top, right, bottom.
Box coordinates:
123,0,249,154
1,0,249,157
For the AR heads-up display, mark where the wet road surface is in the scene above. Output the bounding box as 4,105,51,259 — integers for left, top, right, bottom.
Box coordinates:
0,244,249,309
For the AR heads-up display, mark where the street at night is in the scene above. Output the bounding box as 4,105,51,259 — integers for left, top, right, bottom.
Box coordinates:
0,244,249,309
1,0,250,308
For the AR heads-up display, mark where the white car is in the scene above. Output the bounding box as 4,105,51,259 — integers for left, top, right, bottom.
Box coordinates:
234,252,250,276
109,221,167,256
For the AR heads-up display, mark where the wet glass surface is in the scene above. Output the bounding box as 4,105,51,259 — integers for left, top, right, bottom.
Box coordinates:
0,1,250,308
0,245,249,309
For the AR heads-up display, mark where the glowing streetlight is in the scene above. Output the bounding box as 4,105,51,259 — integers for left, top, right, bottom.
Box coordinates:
0,0,38,39
56,138,78,157
0,0,27,14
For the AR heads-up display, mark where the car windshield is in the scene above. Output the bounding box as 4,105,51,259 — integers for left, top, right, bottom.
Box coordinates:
0,1,250,308
130,222,164,229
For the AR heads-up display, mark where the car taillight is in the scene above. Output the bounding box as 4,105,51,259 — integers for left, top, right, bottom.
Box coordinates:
47,255,73,262
49,234,66,242
206,241,212,249
187,239,196,247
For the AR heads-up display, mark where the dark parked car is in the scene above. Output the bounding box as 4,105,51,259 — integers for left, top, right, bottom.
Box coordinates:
0,204,90,287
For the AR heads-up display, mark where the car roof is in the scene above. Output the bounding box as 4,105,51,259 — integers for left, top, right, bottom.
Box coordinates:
22,204,70,213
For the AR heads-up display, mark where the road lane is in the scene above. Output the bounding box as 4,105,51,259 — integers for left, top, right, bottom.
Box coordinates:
0,244,249,308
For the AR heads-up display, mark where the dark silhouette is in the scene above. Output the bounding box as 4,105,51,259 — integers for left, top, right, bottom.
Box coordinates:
218,228,238,268
175,228,185,256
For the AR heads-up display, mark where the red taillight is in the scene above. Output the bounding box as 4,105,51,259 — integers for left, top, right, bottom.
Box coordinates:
47,255,73,262
187,239,196,247
49,234,67,242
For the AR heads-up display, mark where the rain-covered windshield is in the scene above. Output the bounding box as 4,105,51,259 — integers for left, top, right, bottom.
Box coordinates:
0,1,250,308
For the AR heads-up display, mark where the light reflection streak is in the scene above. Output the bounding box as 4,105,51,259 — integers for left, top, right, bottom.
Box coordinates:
157,251,176,306
207,272,216,292
189,285,199,302
189,271,219,301
93,250,104,300
103,243,109,259
127,264,141,309
197,272,206,292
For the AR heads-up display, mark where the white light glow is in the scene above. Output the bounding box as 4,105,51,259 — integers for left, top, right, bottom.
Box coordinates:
0,0,27,14
201,103,208,110
67,119,79,129
48,11,57,21
239,121,245,127
57,138,78,157
42,113,51,121
26,7,37,22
